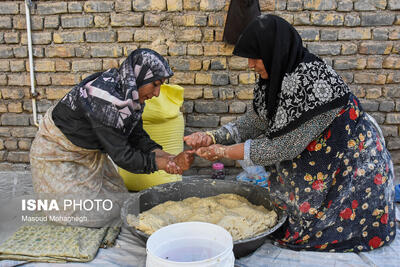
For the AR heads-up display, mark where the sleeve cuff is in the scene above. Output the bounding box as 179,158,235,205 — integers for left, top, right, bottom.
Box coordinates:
243,139,255,166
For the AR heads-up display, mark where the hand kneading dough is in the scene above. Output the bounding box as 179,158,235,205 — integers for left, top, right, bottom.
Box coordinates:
127,193,278,241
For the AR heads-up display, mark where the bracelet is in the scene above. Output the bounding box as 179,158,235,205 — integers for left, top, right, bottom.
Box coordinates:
205,131,216,144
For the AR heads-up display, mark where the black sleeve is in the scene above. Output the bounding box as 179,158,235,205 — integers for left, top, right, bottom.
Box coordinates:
128,119,162,153
88,116,158,174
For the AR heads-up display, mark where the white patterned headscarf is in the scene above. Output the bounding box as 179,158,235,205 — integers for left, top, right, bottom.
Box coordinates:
60,49,173,135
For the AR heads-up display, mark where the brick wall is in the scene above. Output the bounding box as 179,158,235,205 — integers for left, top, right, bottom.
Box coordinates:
0,0,399,177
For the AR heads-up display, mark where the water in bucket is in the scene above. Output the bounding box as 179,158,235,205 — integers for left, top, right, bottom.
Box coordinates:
155,238,225,262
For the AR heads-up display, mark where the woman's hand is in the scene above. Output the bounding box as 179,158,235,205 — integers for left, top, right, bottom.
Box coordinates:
154,150,183,174
184,132,214,150
195,144,227,161
172,151,195,171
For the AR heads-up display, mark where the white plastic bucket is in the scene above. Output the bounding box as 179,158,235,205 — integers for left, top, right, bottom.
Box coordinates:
146,222,235,267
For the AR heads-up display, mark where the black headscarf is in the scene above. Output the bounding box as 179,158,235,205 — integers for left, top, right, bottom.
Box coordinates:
61,48,173,135
233,14,350,138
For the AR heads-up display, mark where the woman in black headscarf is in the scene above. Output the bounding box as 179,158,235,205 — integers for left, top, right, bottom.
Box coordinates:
30,49,193,226
184,15,396,252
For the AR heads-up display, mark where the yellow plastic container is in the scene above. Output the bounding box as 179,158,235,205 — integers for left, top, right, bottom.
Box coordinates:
119,84,184,191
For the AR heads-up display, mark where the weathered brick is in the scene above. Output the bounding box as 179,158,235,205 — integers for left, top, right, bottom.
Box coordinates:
195,101,228,113
169,58,201,71
61,15,93,28
208,13,225,27
386,113,400,124
320,30,338,41
10,60,25,72
102,59,119,69
5,140,18,151
176,28,202,42
141,44,168,56
298,29,319,41
236,87,254,100
203,28,214,42
182,101,194,113
46,88,71,100
304,0,336,10
338,28,371,40
35,73,51,86
22,32,52,45
134,29,162,42
37,2,68,15
90,46,122,57
13,47,27,58
307,43,341,55
361,14,395,26
183,0,199,10
334,58,363,70
387,137,400,150
229,73,238,85
0,139,3,150
219,88,234,100
211,73,229,85
94,15,110,27
388,0,400,10
359,42,393,55
239,73,256,84
369,112,385,124
195,73,211,84
383,56,400,69
7,74,30,86
45,47,75,58
251,0,268,10
133,0,167,11
210,58,226,70
365,87,382,98
0,17,12,29
1,114,30,126
72,59,102,72
0,32,3,44
7,151,30,163
373,28,389,40
275,0,287,10
0,128,11,137
229,102,246,113
228,57,248,70
84,1,114,12
144,14,162,26
293,13,311,25
85,30,116,42
34,60,56,72
53,31,84,44
220,116,237,125
51,74,80,86
359,99,379,111
204,44,234,56
68,2,83,13
170,72,195,85
0,60,10,71
115,1,132,12
203,88,218,99
168,43,187,56
186,115,219,127
18,139,32,151
379,100,395,112
384,86,400,98
55,59,71,72
311,13,344,26
0,2,19,14
1,88,25,99
287,0,303,11
367,57,383,69
337,0,353,11
354,0,387,11
187,44,203,55
387,71,400,83
167,0,183,11
0,74,6,86
7,102,23,113
44,16,60,29
380,125,398,137
183,87,203,99
117,30,134,42
389,28,400,40
200,0,225,11
337,71,353,83
33,47,45,58
111,13,143,26
341,43,358,55
354,73,386,84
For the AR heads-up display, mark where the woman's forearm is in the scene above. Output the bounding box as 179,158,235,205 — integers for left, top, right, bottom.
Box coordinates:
224,143,245,160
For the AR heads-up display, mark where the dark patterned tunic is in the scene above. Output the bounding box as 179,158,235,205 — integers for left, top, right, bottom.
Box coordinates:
212,94,396,252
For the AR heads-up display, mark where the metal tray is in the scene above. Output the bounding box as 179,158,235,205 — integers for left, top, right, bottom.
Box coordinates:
121,178,287,258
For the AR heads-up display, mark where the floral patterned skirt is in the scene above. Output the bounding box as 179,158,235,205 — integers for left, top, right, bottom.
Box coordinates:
268,94,396,252
30,106,128,227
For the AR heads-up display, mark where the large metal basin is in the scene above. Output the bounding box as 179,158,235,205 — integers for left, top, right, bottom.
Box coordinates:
121,178,287,258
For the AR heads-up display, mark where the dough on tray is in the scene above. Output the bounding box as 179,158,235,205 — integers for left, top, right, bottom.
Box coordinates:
127,193,278,241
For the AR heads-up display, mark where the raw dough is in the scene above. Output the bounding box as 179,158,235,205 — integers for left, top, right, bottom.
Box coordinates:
127,193,278,241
